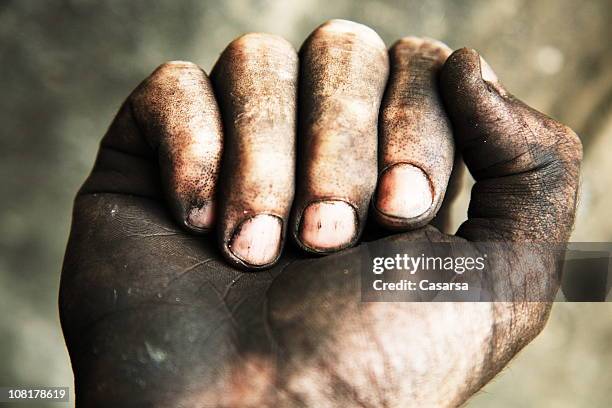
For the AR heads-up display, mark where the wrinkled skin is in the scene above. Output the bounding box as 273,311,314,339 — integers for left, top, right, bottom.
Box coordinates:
60,21,581,407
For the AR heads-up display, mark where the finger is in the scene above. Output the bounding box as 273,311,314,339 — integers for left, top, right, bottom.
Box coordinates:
292,19,389,253
440,48,582,242
375,37,454,229
211,34,298,268
96,61,223,232
430,155,466,234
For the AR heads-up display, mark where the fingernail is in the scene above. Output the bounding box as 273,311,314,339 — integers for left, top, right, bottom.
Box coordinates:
299,200,357,251
479,56,498,83
229,214,282,266
479,55,507,96
186,202,214,230
376,164,433,219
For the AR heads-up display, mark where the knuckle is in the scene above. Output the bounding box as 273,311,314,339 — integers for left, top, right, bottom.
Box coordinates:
227,32,296,58
420,36,452,52
150,60,202,82
390,37,451,70
156,59,199,71
131,60,204,104
559,125,583,163
391,36,426,55
519,125,582,212
313,19,386,51
393,36,451,55
393,36,425,48
543,123,583,169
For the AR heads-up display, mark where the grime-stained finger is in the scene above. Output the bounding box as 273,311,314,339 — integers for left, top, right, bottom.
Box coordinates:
127,61,223,232
292,19,389,254
374,37,454,230
211,33,298,269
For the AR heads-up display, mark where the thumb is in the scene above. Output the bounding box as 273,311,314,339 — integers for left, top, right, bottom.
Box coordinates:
440,48,582,242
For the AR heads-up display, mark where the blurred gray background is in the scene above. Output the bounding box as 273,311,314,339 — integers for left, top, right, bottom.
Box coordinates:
1,0,611,407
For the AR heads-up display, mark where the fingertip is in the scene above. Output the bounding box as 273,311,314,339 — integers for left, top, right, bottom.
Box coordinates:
440,47,509,123
449,47,480,61
228,214,283,268
376,164,434,219
441,47,481,85
478,55,508,96
442,48,504,92
297,200,358,253
184,201,215,233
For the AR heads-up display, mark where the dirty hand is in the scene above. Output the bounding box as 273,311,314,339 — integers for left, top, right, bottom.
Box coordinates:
61,20,581,407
